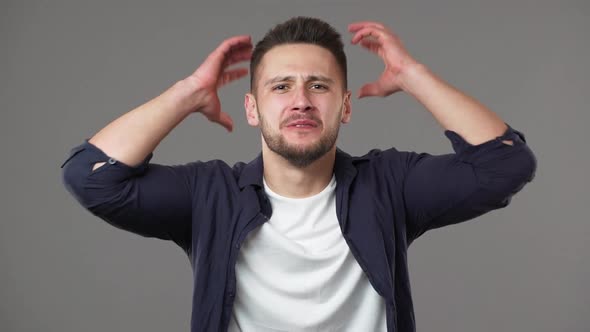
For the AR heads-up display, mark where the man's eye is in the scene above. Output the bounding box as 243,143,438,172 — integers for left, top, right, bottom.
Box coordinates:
273,84,288,91
311,84,327,90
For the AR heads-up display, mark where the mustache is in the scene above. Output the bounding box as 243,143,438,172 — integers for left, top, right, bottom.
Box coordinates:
280,114,322,128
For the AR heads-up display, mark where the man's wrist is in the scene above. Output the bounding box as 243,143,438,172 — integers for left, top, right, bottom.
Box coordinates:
168,77,210,116
397,62,430,96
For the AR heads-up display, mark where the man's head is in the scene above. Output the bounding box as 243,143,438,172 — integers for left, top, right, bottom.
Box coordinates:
249,17,348,93
245,17,352,168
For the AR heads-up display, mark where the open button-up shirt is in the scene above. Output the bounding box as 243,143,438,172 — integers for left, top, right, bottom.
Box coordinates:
61,124,537,332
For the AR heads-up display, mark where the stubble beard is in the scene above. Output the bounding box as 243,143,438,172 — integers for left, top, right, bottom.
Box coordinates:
258,109,341,168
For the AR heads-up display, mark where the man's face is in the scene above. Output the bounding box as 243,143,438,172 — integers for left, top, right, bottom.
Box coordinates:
245,44,351,167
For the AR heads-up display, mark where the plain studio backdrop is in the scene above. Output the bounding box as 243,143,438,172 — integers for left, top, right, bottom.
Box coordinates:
1,0,588,331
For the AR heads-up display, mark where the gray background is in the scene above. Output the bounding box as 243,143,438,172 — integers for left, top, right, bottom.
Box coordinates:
2,0,588,331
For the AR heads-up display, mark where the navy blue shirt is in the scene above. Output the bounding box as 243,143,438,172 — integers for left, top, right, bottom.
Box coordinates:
61,124,536,331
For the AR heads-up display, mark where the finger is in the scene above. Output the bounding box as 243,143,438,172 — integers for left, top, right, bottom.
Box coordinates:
348,21,386,33
351,26,386,45
357,81,384,99
359,39,381,54
348,22,385,32
217,68,249,88
215,111,234,132
223,45,253,68
203,35,252,70
216,35,252,56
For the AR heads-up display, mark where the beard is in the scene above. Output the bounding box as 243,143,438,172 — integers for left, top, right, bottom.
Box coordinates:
258,110,341,168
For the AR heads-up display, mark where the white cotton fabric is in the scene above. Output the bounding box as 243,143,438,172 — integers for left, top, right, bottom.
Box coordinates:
228,174,387,332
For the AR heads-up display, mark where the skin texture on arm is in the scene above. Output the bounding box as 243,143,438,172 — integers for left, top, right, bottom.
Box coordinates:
348,21,511,146
88,35,253,170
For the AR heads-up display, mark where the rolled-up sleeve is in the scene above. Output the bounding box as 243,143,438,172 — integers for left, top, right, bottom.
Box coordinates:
401,123,537,242
61,139,194,252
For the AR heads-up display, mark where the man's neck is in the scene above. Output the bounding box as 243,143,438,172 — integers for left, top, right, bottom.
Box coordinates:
262,146,336,199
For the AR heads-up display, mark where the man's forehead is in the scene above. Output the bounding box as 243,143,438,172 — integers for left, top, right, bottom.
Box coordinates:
252,43,345,91
268,43,331,58
258,47,339,73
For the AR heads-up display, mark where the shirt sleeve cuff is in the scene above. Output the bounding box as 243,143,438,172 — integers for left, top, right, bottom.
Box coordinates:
443,123,528,163
60,138,153,176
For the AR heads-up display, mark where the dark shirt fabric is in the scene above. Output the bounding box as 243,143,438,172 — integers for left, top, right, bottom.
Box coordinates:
61,123,536,332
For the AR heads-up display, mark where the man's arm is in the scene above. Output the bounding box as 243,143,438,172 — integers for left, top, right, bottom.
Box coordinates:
349,21,509,145
88,35,253,169
61,35,253,250
349,21,536,241
397,63,512,146
395,125,535,242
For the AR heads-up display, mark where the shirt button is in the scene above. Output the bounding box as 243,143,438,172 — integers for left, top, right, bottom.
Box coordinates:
108,158,116,165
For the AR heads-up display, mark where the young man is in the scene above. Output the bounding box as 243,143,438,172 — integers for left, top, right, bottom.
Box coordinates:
61,17,536,332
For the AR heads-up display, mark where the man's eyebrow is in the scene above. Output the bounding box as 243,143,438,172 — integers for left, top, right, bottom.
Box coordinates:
263,75,335,87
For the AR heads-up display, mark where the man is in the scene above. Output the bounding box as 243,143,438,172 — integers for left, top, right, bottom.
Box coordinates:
61,17,536,332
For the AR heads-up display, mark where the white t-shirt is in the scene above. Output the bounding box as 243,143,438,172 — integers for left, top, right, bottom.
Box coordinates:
228,174,387,331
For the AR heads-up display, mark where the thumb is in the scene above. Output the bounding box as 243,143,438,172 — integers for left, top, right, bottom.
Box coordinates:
357,82,383,99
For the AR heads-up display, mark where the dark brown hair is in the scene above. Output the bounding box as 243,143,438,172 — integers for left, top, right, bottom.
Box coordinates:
250,16,347,92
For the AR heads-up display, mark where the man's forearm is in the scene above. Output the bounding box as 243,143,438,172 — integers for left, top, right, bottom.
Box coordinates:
88,78,207,168
398,63,510,146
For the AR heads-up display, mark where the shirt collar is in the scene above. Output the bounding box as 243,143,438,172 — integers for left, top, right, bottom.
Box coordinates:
237,148,368,189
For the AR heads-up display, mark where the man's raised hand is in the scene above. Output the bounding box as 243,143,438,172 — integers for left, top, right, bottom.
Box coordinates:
186,35,253,132
349,21,419,98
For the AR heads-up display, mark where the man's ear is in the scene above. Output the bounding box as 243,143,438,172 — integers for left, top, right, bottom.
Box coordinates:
341,90,352,124
244,93,259,127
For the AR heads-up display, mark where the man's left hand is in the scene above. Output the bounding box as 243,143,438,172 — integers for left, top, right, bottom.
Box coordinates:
349,21,419,98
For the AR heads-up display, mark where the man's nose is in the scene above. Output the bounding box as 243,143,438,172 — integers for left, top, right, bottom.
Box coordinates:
290,86,313,112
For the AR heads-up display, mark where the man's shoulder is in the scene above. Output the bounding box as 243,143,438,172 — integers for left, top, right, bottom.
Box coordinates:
231,159,248,175
176,158,250,193
333,146,421,185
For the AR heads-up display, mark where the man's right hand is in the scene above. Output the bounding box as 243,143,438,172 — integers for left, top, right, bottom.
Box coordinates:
184,35,253,132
